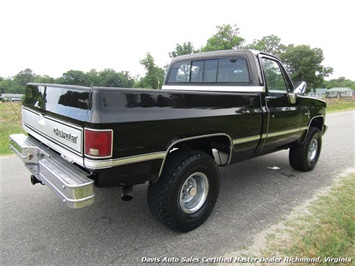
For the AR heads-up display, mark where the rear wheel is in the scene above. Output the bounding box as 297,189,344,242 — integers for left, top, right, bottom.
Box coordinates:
147,149,220,232
289,127,322,171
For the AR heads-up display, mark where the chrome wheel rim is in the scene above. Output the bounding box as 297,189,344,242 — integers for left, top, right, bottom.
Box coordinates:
179,172,209,214
308,139,318,163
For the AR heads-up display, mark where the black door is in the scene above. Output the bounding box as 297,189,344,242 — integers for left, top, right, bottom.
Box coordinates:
259,56,303,154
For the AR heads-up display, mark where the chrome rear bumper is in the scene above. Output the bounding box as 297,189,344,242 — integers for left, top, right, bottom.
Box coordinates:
9,134,95,208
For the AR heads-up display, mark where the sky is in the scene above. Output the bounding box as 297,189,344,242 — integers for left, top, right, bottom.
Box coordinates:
0,0,354,81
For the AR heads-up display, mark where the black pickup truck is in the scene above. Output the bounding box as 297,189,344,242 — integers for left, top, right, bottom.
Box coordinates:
10,49,327,232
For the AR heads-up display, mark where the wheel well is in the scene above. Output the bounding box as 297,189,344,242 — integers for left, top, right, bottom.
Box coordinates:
310,117,324,131
165,135,232,168
298,116,325,145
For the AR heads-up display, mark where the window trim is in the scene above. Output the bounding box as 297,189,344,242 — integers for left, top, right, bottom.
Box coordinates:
166,55,252,86
260,56,295,94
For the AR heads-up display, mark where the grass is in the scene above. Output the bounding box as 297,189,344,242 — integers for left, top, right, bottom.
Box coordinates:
326,98,355,113
0,102,25,155
262,171,355,265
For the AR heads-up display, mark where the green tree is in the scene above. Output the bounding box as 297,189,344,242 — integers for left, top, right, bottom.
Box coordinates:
0,78,13,93
8,68,36,93
280,45,333,90
135,53,165,89
244,35,286,57
34,75,55,83
98,69,134,88
120,71,135,88
0,76,4,94
57,70,91,86
169,42,194,58
14,68,36,87
323,77,355,90
200,24,244,52
99,69,122,87
86,69,100,86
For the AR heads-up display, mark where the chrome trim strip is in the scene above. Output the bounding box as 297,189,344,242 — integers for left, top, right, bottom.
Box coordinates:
23,121,82,155
84,152,165,169
163,85,265,93
85,133,234,172
232,135,260,145
22,107,83,155
266,127,307,138
309,115,325,128
23,125,84,167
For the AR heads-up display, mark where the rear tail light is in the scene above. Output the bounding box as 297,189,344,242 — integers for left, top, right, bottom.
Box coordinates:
84,128,113,158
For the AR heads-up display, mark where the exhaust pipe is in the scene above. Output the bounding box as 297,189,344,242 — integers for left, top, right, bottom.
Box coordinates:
121,186,133,201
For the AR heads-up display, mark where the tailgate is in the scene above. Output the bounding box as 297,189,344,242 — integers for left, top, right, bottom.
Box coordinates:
22,83,91,165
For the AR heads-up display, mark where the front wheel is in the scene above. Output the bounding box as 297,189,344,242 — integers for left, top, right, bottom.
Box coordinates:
289,127,322,171
147,149,220,232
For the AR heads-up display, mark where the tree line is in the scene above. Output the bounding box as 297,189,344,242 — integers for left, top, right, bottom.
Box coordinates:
1,24,354,94
0,68,136,94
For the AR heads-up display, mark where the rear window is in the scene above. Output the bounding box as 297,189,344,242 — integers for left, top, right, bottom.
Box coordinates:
167,57,250,84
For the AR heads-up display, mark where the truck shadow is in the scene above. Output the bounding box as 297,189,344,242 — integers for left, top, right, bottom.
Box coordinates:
69,150,328,249
6,151,332,265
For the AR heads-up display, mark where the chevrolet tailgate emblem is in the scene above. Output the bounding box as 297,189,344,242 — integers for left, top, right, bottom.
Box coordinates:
53,128,78,144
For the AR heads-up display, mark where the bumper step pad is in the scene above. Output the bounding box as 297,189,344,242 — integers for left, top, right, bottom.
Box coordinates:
10,134,95,208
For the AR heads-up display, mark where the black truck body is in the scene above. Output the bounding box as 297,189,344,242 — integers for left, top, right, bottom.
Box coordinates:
10,49,327,231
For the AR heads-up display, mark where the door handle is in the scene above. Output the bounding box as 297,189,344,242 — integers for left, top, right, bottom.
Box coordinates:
265,96,277,100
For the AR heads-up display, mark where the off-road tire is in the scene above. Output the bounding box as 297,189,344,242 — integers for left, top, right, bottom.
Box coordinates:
147,149,220,232
289,127,322,171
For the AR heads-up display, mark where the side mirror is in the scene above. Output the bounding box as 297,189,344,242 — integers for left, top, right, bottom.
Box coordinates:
294,81,307,95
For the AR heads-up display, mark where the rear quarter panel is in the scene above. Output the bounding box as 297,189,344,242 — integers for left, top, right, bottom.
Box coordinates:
88,88,263,162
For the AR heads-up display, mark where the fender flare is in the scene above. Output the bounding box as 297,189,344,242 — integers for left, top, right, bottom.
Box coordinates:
299,115,326,145
155,133,233,181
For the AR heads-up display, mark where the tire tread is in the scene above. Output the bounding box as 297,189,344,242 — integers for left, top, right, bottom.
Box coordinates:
147,149,219,232
289,127,321,171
